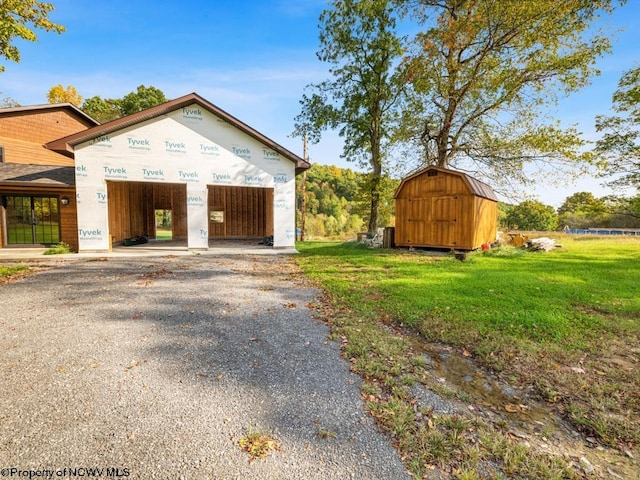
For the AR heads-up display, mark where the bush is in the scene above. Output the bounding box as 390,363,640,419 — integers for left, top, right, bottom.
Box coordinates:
44,242,73,255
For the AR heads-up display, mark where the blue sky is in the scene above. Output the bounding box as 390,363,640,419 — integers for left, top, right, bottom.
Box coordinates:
2,0,639,206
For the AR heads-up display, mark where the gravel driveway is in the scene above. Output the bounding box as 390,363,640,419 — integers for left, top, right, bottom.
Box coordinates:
1,254,409,479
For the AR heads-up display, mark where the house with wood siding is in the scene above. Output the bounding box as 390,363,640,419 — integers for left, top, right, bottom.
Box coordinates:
0,104,98,251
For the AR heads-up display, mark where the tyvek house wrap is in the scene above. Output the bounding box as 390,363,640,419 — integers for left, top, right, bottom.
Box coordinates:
73,104,295,251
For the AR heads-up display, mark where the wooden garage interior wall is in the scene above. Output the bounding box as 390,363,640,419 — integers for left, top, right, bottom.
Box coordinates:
208,186,273,238
0,186,78,251
106,182,187,243
395,172,497,250
105,182,273,244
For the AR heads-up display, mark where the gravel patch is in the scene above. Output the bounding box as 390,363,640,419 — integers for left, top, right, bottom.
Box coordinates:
0,255,410,479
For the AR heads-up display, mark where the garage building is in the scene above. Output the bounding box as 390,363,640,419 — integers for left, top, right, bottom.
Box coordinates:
1,93,309,252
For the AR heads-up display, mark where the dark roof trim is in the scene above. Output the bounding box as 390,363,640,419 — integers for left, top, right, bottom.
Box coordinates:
394,166,498,202
0,103,99,127
46,93,311,173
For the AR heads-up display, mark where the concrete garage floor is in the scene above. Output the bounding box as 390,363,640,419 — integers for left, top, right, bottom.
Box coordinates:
0,239,297,261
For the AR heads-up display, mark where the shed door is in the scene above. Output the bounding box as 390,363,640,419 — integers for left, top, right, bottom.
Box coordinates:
430,196,459,247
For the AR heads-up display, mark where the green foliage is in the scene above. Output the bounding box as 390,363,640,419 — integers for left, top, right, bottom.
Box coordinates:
81,96,123,123
81,85,167,123
297,164,398,238
0,1,65,72
595,65,640,188
558,191,606,228
504,200,558,231
43,241,72,255
396,0,619,189
120,85,167,115
295,0,405,232
0,264,29,279
555,192,640,228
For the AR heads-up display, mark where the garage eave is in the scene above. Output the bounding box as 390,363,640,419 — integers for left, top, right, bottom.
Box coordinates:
46,93,310,171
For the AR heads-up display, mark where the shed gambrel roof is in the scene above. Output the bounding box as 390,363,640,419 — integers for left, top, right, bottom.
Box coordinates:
46,92,311,174
394,166,498,202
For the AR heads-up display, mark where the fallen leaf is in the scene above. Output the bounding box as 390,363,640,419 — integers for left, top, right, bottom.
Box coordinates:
462,348,472,357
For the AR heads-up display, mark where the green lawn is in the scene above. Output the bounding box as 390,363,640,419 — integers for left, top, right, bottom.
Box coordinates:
295,236,640,478
155,228,172,240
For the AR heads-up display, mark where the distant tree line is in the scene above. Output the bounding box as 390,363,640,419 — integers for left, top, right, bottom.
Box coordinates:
297,165,640,237
501,193,640,232
297,164,398,239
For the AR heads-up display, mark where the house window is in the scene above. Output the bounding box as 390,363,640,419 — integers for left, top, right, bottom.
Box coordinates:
427,170,438,177
209,210,224,223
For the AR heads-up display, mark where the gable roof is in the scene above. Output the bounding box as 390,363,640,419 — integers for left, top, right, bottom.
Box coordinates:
0,102,99,127
395,166,498,202
46,92,310,174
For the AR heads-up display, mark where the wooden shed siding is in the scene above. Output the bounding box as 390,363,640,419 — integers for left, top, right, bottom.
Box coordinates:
395,168,497,250
208,186,272,238
395,173,471,199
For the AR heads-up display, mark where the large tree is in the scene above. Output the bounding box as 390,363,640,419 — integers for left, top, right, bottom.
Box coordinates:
595,65,640,188
0,1,64,72
81,85,167,123
120,85,167,115
557,191,606,228
505,200,558,232
294,0,405,233
397,0,622,189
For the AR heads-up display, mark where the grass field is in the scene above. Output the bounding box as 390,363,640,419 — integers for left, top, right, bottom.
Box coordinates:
295,235,640,478
155,228,172,240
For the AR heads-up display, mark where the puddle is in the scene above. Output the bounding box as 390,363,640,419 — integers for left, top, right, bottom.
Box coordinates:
415,342,577,437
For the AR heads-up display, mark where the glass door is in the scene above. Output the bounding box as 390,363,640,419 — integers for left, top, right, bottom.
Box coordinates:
4,195,61,245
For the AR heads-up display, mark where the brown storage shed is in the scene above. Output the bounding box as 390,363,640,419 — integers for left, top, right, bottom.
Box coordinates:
394,166,498,250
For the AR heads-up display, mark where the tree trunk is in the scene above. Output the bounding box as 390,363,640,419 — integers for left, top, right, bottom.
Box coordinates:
368,110,383,233
368,173,381,233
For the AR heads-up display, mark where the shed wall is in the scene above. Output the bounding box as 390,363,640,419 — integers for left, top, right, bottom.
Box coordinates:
395,169,497,250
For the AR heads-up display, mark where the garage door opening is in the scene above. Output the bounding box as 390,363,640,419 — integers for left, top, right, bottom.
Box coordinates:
107,181,187,246
208,185,273,241
155,209,172,240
